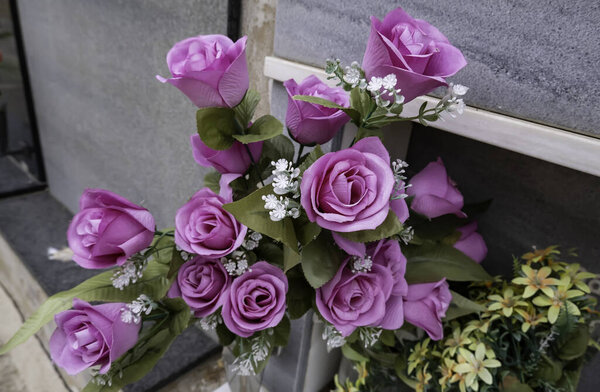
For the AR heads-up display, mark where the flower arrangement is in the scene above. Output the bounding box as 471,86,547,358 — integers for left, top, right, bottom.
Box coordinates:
334,247,600,392
1,6,597,392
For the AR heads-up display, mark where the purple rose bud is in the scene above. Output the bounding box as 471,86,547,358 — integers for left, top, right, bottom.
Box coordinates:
407,158,466,219
49,299,139,375
403,279,452,340
300,137,395,232
362,7,467,102
168,256,232,317
190,134,262,175
284,75,350,145
316,239,407,336
67,189,155,269
157,34,249,108
221,261,288,337
175,184,247,259
453,222,487,263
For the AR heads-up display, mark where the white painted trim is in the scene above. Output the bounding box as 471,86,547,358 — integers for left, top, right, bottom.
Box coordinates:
264,56,600,177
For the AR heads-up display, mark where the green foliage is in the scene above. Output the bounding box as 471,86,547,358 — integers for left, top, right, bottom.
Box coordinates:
216,321,236,346
342,344,369,362
233,114,283,144
337,210,404,243
292,94,361,124
223,185,299,252
262,134,295,162
444,290,486,320
233,89,260,127
203,171,221,193
301,231,345,288
404,243,492,283
293,211,321,247
286,265,313,319
283,244,301,271
555,324,590,360
298,145,324,174
272,316,291,347
196,107,238,150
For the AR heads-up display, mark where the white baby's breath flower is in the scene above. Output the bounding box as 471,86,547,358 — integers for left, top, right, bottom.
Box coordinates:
382,74,397,90
269,204,288,221
367,76,383,92
452,83,469,97
262,194,279,210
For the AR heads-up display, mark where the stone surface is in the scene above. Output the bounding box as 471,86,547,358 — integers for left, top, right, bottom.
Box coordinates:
0,283,68,392
16,0,228,226
0,157,42,195
0,191,220,391
274,0,600,136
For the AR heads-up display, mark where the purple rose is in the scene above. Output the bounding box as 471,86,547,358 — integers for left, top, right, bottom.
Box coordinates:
168,256,232,317
67,189,155,269
403,279,452,340
49,299,139,375
190,134,262,175
284,75,350,145
175,179,246,258
362,7,467,103
221,262,288,337
406,158,466,219
454,222,487,263
156,34,249,108
300,137,395,232
317,238,407,336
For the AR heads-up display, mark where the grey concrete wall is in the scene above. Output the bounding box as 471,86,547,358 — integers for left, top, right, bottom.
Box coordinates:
17,0,228,226
274,0,600,137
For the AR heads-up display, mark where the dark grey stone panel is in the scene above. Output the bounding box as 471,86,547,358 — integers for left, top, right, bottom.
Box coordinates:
0,191,219,391
17,0,228,226
274,0,600,136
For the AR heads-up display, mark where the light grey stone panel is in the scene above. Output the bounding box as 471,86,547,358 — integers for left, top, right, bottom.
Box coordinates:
274,0,600,136
17,0,228,226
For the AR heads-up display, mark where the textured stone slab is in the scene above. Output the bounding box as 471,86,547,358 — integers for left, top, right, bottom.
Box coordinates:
274,0,600,137
0,191,220,391
0,157,42,195
16,0,228,226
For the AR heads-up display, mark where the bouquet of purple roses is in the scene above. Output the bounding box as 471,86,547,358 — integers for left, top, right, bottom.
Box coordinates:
1,7,502,391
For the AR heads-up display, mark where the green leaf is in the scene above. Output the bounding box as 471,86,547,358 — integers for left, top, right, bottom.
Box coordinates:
404,243,492,283
301,231,344,288
342,344,369,362
0,259,171,355
500,376,535,392
284,244,302,272
337,210,403,243
233,89,261,126
380,329,396,347
222,185,298,252
167,246,186,280
262,134,295,162
203,171,221,194
292,94,360,124
298,145,324,174
556,324,590,360
444,291,486,320
286,267,313,319
293,211,321,247
350,87,374,122
233,114,282,144
254,241,284,267
196,107,238,150
272,316,291,347
394,355,418,389
534,354,563,383
216,322,235,346
355,127,383,140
